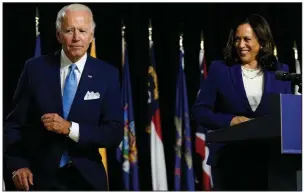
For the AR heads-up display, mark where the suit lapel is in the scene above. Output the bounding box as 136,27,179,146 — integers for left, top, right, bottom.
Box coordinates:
68,56,95,120
229,64,252,113
48,51,64,116
254,69,273,114
262,69,273,95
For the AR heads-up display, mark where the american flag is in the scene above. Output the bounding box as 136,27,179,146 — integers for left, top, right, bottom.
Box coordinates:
195,33,212,191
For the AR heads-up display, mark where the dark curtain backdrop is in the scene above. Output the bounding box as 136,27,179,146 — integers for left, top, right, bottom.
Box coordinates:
3,2,302,191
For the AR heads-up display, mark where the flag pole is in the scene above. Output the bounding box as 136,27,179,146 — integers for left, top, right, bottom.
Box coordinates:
122,20,126,66
35,7,39,37
34,7,41,57
148,19,152,49
200,30,207,80
147,18,153,135
179,32,183,49
293,41,299,61
179,31,184,70
200,30,204,50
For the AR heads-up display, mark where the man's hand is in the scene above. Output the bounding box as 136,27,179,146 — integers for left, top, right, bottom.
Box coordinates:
41,113,71,135
230,116,251,126
12,168,33,191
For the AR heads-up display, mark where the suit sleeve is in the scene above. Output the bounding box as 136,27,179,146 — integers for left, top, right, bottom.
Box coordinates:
192,62,235,130
4,61,31,173
77,68,123,148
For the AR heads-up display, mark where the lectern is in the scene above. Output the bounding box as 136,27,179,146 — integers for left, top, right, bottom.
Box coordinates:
206,93,302,190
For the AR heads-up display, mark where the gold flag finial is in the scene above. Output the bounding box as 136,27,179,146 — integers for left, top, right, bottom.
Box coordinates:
273,45,278,59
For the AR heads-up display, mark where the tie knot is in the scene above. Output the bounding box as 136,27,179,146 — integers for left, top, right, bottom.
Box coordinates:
69,63,77,71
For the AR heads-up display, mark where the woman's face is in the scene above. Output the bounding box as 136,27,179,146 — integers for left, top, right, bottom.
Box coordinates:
234,23,261,65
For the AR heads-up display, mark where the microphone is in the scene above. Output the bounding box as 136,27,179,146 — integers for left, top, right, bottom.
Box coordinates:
275,71,301,85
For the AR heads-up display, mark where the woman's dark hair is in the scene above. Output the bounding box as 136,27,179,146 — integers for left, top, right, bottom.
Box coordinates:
224,14,279,70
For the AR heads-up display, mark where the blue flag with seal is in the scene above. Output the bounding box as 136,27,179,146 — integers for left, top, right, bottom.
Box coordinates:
117,41,139,190
174,38,195,190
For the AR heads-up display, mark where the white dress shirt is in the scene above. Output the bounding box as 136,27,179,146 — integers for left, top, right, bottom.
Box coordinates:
241,67,264,112
60,49,87,142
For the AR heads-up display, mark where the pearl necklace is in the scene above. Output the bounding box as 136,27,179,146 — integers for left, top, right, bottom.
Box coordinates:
241,66,263,79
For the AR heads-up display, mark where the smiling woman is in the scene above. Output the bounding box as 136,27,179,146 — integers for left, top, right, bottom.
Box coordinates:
224,14,276,70
234,23,261,68
192,14,292,190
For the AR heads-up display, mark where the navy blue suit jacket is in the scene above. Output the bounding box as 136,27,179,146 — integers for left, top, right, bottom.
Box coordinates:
4,51,123,190
192,60,291,165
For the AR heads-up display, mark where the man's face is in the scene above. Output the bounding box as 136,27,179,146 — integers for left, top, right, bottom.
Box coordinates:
56,10,93,62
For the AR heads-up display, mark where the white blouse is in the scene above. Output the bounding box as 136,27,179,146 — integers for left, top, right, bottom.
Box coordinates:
241,66,264,112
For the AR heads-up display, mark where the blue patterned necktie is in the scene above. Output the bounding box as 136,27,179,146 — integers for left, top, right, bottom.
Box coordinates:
59,63,77,167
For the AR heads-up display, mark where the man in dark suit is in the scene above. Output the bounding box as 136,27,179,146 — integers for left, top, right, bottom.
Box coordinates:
4,3,123,190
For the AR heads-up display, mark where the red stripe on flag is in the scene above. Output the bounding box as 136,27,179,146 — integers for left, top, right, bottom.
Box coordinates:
203,170,211,191
152,109,162,140
203,56,208,78
195,135,206,159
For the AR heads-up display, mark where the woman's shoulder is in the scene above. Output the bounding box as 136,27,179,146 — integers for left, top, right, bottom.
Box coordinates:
278,63,290,72
210,60,227,67
209,60,231,73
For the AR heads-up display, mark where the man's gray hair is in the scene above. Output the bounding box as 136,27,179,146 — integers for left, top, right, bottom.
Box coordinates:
56,3,96,32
